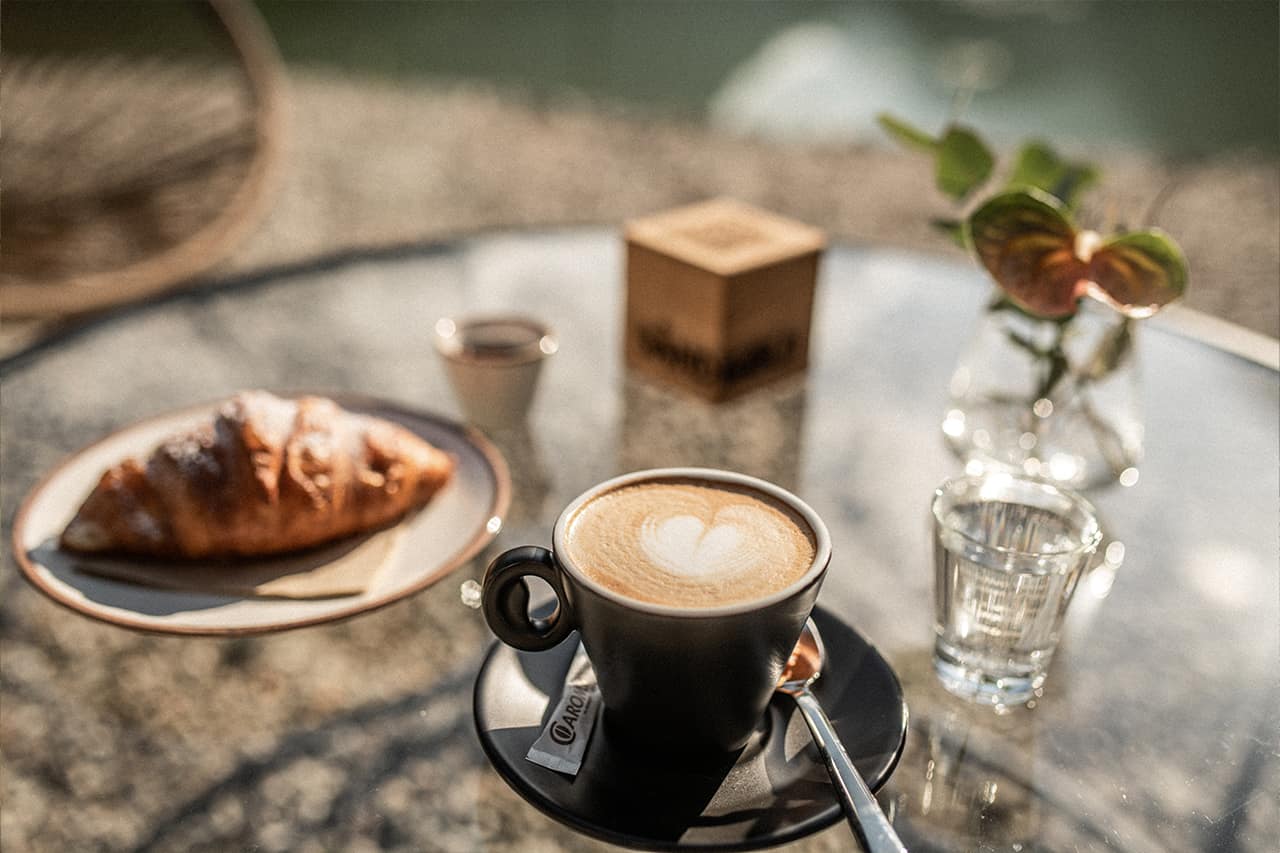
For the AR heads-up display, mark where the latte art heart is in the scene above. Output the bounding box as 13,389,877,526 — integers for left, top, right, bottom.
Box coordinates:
565,479,817,608
639,508,767,578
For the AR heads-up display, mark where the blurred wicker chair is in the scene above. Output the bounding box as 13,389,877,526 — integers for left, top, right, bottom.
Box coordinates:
1,0,285,320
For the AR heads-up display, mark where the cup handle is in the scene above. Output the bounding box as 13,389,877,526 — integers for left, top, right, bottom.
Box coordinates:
482,546,575,651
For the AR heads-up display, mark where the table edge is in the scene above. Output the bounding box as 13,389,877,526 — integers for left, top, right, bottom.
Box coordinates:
2,227,1276,375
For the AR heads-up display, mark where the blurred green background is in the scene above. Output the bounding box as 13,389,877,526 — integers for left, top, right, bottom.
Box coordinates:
7,0,1278,158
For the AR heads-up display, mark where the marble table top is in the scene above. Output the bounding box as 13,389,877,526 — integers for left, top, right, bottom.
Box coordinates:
2,229,1276,852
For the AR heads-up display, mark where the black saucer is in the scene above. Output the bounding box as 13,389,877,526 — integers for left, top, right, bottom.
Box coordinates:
473,606,908,851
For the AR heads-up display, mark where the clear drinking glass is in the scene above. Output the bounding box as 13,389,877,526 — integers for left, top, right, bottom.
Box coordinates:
931,472,1102,709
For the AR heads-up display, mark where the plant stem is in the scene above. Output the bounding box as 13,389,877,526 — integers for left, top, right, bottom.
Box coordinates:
1023,310,1131,466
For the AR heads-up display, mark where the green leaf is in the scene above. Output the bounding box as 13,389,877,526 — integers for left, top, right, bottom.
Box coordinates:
1083,317,1134,380
1054,164,1099,211
1006,141,1099,211
968,188,1076,247
936,126,995,201
877,113,938,152
930,218,967,248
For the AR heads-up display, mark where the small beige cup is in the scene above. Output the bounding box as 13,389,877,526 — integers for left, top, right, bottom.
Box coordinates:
435,315,557,429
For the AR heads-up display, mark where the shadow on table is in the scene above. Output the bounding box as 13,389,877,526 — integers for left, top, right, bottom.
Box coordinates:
884,650,1044,850
28,538,237,616
475,422,553,530
27,530,388,616
618,374,809,493
130,661,483,852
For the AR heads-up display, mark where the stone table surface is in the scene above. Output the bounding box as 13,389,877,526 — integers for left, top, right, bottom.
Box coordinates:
2,229,1277,852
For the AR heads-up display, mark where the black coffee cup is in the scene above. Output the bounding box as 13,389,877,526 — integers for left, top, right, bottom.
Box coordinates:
481,468,831,753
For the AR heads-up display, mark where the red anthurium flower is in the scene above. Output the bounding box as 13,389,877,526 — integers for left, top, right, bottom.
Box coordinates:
967,189,1188,320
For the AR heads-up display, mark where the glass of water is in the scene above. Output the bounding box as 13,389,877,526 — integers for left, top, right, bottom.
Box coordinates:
931,472,1102,709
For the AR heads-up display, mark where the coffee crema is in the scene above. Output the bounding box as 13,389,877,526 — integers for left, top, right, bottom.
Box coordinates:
563,480,817,608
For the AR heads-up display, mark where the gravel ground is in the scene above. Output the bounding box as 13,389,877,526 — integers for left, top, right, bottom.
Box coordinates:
232,71,1280,337
3,68,1277,354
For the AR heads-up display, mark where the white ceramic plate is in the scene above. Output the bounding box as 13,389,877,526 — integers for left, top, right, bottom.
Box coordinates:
12,395,509,635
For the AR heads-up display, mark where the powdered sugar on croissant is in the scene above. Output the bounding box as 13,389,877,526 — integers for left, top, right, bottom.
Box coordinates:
61,391,455,559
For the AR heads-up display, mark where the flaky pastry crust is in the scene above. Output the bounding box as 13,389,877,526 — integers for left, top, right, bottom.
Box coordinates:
61,391,454,559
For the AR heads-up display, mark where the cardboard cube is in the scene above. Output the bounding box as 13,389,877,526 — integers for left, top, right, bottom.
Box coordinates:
624,198,826,402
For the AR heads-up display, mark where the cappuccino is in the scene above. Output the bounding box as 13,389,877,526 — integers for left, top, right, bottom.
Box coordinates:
563,478,816,607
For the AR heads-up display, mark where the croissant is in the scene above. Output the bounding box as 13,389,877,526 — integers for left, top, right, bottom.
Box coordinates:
61,391,455,559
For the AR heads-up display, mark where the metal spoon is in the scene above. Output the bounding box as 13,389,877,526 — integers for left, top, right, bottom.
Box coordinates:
777,619,908,853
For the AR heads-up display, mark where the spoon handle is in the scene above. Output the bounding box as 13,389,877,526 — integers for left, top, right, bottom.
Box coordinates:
793,689,908,853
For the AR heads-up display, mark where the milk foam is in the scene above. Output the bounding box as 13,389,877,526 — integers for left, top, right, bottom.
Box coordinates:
564,480,816,608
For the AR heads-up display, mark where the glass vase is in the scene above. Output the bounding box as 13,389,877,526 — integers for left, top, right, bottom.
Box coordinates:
942,293,1142,489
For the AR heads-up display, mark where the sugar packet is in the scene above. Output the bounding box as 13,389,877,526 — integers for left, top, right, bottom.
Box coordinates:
525,643,600,776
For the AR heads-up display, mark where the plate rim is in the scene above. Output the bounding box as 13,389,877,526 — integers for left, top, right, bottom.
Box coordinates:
472,606,909,852
10,391,511,636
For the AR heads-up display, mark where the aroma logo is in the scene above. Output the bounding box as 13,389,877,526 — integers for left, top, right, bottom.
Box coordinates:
526,650,600,776
549,686,592,745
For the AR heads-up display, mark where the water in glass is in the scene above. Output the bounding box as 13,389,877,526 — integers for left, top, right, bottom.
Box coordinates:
932,479,1099,708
